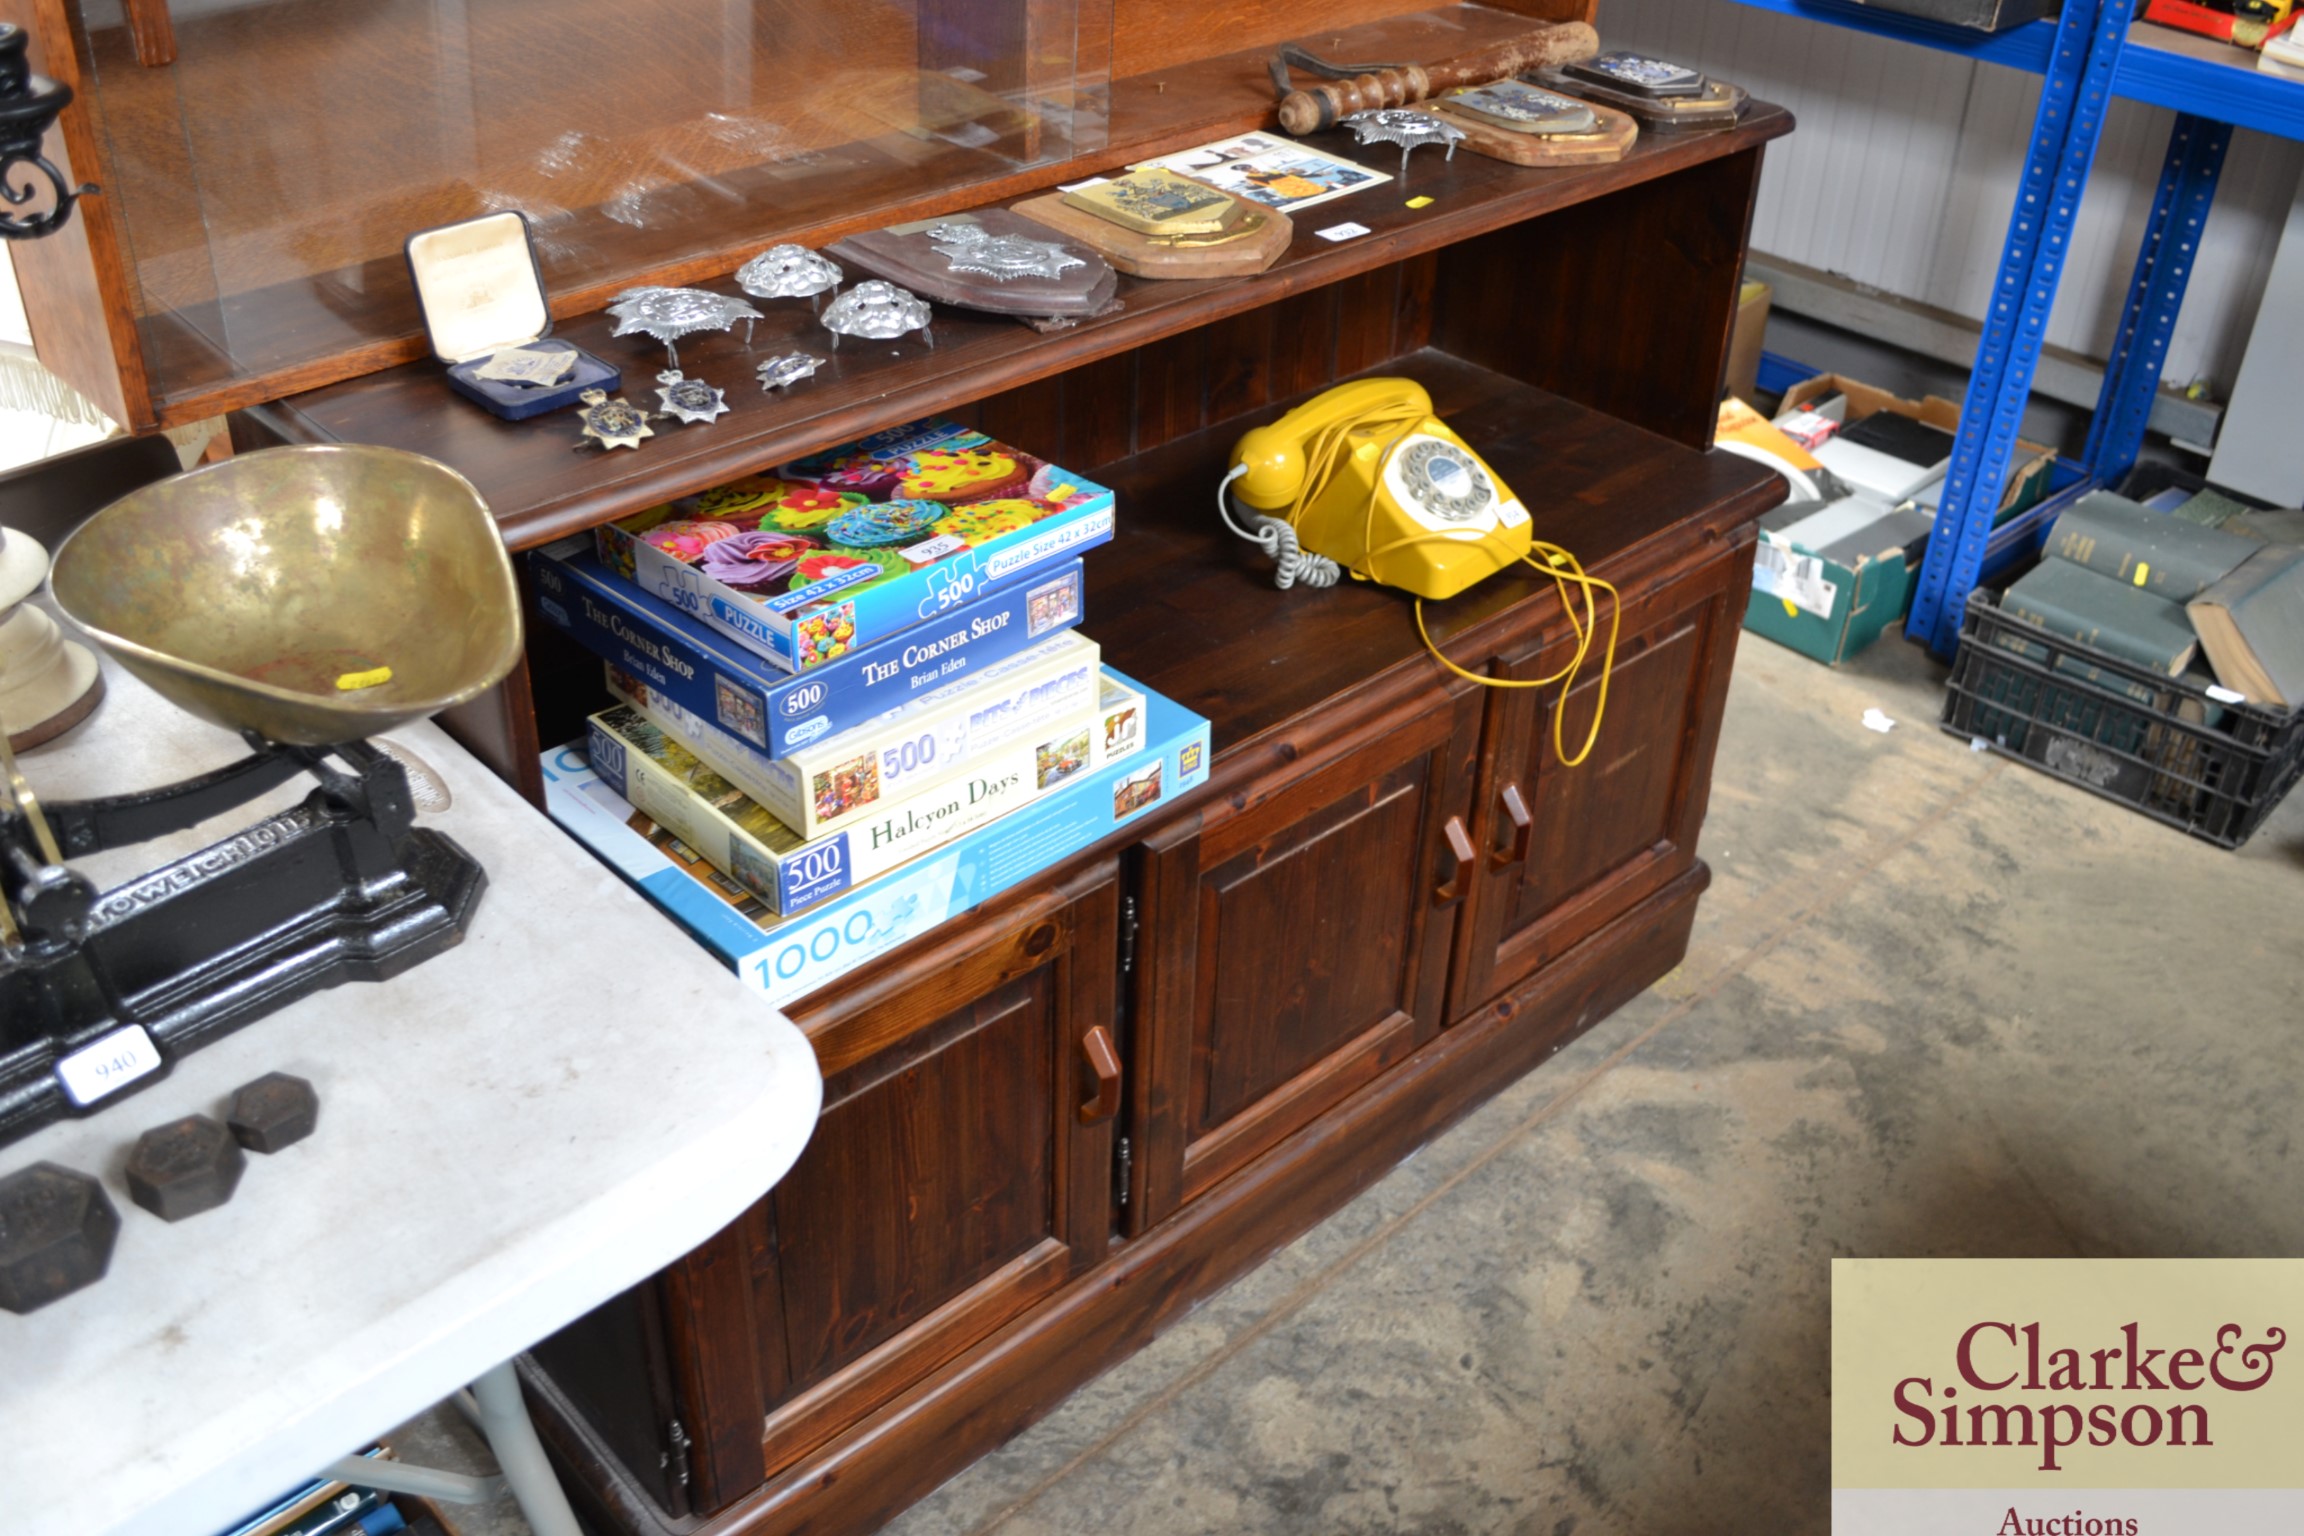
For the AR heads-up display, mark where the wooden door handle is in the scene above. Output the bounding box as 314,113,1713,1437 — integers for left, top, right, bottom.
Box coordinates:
1491,782,1532,869
1078,1025,1122,1124
1433,815,1476,906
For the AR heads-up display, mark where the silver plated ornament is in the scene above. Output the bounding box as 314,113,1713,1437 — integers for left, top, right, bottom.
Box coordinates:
605,285,765,366
926,221,1085,283
654,369,729,426
756,352,826,391
736,244,844,313
1340,108,1466,172
820,280,934,350
574,388,654,451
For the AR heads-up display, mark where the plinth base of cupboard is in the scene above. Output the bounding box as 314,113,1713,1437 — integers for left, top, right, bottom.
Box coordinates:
524,866,1708,1536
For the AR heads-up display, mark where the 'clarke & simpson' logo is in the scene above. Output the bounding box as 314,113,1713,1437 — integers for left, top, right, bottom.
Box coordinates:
1889,1320,2285,1471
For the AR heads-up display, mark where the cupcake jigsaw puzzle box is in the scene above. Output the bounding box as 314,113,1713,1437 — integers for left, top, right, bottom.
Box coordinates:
595,417,1115,673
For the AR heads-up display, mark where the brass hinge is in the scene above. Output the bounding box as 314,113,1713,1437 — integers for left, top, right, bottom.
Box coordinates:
663,1417,692,1494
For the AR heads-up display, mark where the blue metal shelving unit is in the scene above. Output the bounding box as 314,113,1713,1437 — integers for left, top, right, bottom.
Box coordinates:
1724,0,2304,655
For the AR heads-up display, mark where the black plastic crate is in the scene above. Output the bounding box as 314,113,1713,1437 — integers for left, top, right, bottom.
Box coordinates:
1940,590,2304,848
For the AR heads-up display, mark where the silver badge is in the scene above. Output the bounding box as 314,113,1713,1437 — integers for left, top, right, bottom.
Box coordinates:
926,221,1086,283
736,244,843,310
653,369,729,426
756,352,826,391
820,280,934,349
1341,109,1467,172
574,389,654,451
605,286,765,366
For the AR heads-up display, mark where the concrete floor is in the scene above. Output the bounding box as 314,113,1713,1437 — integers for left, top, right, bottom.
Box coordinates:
405,627,2304,1536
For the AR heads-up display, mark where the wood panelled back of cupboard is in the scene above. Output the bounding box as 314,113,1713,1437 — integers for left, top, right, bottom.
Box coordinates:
949,258,1440,468
1434,147,1766,450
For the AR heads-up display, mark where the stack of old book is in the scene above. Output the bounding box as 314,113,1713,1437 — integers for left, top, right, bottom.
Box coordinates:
2000,489,2304,712
529,416,1212,1008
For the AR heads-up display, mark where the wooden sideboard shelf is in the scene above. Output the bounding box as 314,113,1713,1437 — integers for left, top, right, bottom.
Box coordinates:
251,96,1790,552
1081,350,1776,753
224,49,1790,1532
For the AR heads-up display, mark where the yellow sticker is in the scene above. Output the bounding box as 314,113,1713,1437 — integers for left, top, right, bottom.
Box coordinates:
336,666,393,691
2134,561,2150,586
1783,598,1801,618
1406,196,1434,209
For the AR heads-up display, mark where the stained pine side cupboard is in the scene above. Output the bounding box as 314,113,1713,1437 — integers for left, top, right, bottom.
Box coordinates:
204,6,1793,1529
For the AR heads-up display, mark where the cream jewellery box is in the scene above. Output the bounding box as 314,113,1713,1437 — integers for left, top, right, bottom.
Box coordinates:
405,211,620,421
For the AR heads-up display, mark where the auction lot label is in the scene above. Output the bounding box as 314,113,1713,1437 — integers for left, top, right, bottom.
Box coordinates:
1833,1260,2299,1533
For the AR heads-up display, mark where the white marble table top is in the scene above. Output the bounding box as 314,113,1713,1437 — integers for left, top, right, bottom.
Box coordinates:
0,624,822,1536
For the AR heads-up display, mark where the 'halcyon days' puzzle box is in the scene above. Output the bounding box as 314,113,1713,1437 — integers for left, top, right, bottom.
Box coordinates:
532,536,1083,759
586,669,1146,916
592,417,1114,673
542,675,1209,1007
605,631,1107,840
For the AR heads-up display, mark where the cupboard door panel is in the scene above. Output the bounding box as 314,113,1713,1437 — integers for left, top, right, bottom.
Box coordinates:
746,870,1117,1481
1195,768,1423,1132
1451,540,1748,1019
1134,679,1476,1225
586,867,1119,1508
772,975,1057,1388
1509,620,1699,927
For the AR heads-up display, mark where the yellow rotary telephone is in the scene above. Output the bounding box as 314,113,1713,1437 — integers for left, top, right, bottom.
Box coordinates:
1217,377,1619,765
1223,377,1527,599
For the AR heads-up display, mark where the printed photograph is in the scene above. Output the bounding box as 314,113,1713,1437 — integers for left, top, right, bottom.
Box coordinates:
1113,761,1164,816
1035,730,1090,789
713,676,768,747
1026,572,1083,636
1141,132,1388,213
811,752,882,821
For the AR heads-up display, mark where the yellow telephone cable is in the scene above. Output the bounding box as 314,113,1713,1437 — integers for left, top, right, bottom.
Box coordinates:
1267,401,1621,768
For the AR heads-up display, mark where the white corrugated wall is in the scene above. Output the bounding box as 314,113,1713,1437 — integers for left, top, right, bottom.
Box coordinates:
1600,0,2304,393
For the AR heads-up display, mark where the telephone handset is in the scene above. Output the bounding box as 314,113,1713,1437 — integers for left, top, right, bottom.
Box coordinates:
1218,378,1621,768
1221,378,1531,601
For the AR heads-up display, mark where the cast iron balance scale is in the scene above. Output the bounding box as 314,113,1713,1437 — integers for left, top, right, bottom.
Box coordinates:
0,445,523,1148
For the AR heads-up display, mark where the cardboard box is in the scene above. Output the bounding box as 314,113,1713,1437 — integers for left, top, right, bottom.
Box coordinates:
532,538,1085,757
587,671,1142,916
593,417,1115,674
1744,375,2057,666
1747,499,1925,666
541,674,1212,1009
606,631,1106,839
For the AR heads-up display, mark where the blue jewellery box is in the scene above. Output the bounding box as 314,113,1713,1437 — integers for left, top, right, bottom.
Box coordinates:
405,211,619,421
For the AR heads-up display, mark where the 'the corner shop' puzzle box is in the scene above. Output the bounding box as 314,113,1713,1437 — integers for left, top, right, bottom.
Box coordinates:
542,676,1210,1008
533,538,1082,759
593,417,1115,673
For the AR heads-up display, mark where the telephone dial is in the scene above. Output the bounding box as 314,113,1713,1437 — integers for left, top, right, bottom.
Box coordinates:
1218,377,1619,766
